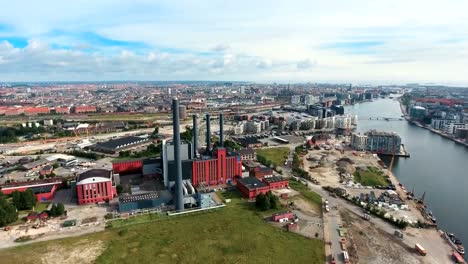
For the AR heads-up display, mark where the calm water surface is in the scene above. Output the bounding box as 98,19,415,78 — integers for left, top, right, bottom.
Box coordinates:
345,98,468,249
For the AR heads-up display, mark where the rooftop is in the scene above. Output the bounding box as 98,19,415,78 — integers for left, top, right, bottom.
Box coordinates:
94,136,147,150
77,169,111,182
263,176,287,184
119,192,159,203
237,177,268,190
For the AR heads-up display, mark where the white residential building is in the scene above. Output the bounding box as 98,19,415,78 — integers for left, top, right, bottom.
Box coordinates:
351,133,368,150
291,95,301,105
304,95,319,105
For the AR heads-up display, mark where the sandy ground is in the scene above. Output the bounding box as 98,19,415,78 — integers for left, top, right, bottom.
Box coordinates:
41,239,105,264
340,209,425,264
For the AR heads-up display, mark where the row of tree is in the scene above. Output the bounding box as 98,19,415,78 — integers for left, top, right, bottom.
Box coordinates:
119,143,162,159
255,191,279,211
0,193,18,227
11,189,37,210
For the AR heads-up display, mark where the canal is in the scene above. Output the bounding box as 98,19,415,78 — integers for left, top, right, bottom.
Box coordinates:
345,98,468,251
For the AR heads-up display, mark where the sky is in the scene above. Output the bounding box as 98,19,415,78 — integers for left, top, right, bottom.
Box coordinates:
0,0,468,84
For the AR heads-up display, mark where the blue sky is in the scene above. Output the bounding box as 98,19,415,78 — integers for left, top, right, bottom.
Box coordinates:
0,0,468,84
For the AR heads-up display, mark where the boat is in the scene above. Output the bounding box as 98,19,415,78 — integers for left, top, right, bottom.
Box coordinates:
444,231,465,255
427,211,437,223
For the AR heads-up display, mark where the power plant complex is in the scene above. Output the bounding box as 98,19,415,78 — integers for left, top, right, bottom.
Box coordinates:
162,98,243,210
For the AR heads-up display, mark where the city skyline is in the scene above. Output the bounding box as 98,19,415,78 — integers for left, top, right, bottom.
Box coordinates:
1,0,468,84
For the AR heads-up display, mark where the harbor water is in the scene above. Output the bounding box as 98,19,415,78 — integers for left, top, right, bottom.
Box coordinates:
345,98,468,251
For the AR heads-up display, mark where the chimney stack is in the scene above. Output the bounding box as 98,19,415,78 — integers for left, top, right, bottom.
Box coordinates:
172,98,184,211
219,112,224,147
192,114,198,158
206,113,211,155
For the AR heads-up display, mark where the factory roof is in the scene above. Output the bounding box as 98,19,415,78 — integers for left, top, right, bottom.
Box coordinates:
21,159,51,170
263,176,288,184
94,136,147,150
237,177,268,190
119,192,159,203
236,148,255,156
77,169,111,182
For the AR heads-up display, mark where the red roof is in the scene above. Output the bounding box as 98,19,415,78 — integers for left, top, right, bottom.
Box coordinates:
75,106,97,113
415,98,463,106
24,107,50,114
55,107,70,114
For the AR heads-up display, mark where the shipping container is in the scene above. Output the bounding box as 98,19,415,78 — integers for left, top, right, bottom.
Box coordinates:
415,243,427,256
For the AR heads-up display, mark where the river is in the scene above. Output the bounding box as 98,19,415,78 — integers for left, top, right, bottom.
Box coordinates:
345,98,468,252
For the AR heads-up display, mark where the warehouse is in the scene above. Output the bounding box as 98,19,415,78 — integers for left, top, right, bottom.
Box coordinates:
236,177,269,199
0,179,62,202
236,176,290,199
75,169,118,205
90,136,149,154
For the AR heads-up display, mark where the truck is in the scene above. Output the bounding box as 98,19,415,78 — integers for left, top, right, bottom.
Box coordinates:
342,251,350,263
415,243,427,256
453,251,465,264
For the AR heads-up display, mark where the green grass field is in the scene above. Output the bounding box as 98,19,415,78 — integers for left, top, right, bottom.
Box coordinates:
354,166,390,186
0,192,324,264
289,180,322,210
256,147,290,167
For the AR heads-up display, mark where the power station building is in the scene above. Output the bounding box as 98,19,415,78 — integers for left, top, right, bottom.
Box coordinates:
74,169,118,205
162,111,243,189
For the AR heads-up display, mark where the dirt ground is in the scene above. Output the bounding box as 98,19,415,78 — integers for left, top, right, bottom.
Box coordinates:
340,209,425,264
304,149,382,187
271,188,323,239
41,239,105,264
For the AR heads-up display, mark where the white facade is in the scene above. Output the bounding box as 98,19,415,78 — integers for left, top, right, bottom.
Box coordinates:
234,122,245,135
304,95,319,105
444,123,468,134
291,95,301,105
351,133,368,150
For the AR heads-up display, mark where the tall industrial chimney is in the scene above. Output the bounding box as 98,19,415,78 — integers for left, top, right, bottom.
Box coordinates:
206,113,211,155
219,112,224,147
172,98,184,211
192,114,198,158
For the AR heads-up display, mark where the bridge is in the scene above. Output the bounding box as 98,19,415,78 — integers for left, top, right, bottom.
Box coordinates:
358,117,405,122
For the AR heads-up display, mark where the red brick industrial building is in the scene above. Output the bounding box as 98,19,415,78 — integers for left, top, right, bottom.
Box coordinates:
236,176,289,199
191,148,242,186
75,169,117,205
0,179,62,202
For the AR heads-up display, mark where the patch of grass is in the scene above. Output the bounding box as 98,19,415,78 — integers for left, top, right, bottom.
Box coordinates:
289,180,322,209
256,147,289,167
353,166,390,186
0,195,324,264
18,202,50,216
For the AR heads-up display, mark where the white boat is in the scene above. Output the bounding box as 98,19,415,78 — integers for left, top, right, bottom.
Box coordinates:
444,231,465,255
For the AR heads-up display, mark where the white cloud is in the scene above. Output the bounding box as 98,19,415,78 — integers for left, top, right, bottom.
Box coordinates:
0,0,467,83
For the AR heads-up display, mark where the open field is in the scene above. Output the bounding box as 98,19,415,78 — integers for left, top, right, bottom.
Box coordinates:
289,180,322,210
256,147,289,167
0,191,324,264
353,166,390,186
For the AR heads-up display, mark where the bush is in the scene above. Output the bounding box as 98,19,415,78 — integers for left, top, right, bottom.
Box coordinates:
104,213,114,220
118,228,128,236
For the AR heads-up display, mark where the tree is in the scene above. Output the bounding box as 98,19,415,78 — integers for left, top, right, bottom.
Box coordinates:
21,189,37,210
0,194,18,227
50,204,58,217
11,191,23,210
152,126,159,135
56,203,65,216
255,193,267,211
116,185,124,194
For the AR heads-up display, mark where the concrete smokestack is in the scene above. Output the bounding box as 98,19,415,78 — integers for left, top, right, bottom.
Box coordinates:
219,112,224,147
192,114,198,158
206,113,211,155
172,98,184,211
